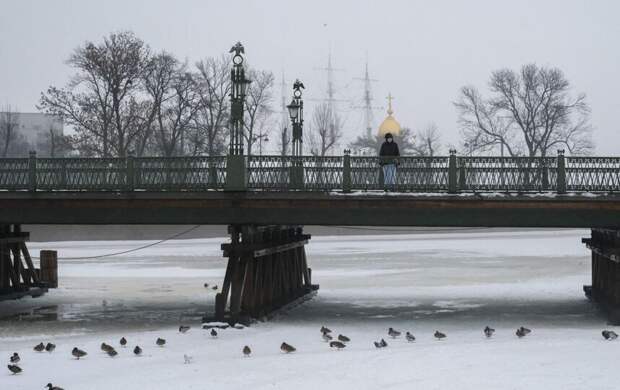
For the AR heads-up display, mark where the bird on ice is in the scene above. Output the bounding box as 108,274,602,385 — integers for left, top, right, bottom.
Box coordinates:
280,342,296,353
320,326,332,334
388,328,401,338
45,342,56,352
434,331,447,340
156,338,166,347
184,354,193,364
210,329,218,338
203,283,209,288
330,341,346,350
179,325,191,334
9,352,20,364
322,333,333,342
243,345,252,357
72,347,87,360
133,346,143,356
7,364,22,374
46,383,64,390
101,343,114,353
602,330,618,340
212,285,218,290
34,342,45,352
120,337,127,347
337,334,350,343
484,326,495,338
405,332,416,342
516,327,531,338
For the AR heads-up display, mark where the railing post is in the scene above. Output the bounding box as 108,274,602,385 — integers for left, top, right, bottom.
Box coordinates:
557,149,566,194
28,150,37,192
225,154,247,191
126,154,135,191
448,149,457,193
343,149,351,193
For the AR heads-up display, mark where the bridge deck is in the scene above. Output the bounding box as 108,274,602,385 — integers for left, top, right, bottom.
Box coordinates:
1,191,619,227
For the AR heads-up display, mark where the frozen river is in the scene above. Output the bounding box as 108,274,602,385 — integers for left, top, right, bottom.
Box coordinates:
1,228,616,389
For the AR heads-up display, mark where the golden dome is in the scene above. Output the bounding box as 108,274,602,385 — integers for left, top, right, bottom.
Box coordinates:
378,93,401,137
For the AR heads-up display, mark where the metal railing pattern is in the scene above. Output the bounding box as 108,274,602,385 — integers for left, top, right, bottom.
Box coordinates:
2,152,619,193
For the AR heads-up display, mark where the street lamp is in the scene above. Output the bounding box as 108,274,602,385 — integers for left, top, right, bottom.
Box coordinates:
229,42,251,156
287,79,305,189
287,79,304,157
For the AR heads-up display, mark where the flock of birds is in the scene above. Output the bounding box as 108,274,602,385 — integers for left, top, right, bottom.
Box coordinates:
6,323,620,387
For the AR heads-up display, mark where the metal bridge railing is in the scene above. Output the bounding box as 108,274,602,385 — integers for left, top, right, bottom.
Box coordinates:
1,151,619,193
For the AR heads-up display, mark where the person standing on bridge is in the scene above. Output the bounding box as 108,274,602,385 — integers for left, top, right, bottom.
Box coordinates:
379,133,399,190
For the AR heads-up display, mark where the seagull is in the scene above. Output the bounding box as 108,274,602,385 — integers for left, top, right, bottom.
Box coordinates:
388,328,401,338
337,334,350,343
184,354,193,364
434,331,447,340
7,364,21,375
72,347,87,360
120,337,127,347
320,326,332,334
101,342,114,353
46,383,64,390
179,325,191,334
602,330,618,340
9,353,19,364
330,341,346,350
210,329,218,338
107,348,118,358
243,345,251,357
156,338,166,347
133,346,143,356
34,342,45,352
484,326,495,338
380,339,388,347
405,332,416,342
280,342,296,353
322,333,333,342
45,343,56,352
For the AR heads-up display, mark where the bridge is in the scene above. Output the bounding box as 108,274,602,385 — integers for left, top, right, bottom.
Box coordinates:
1,151,620,323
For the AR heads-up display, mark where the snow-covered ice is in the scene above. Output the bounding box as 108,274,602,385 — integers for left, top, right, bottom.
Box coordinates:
1,228,618,389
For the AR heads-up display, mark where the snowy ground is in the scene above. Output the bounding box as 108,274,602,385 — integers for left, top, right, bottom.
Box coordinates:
1,228,617,389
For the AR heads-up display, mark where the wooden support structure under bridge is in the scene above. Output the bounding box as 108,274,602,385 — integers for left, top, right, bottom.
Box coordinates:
211,225,318,323
583,228,620,324
0,224,55,301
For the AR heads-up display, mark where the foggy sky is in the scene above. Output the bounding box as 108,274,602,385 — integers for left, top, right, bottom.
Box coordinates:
1,0,618,154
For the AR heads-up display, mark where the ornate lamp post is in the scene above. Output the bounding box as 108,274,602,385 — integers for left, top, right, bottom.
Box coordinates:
287,79,304,157
226,42,251,191
287,80,305,188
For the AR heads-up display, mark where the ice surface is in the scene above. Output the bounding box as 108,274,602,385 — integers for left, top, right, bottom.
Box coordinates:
1,228,617,389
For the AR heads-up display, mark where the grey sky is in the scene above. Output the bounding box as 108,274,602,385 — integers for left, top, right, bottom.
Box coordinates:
1,0,618,154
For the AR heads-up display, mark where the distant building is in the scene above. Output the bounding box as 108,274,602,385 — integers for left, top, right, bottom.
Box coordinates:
0,112,64,156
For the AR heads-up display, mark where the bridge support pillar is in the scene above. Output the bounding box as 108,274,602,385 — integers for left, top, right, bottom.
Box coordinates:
0,224,50,301
583,228,620,324
209,225,318,324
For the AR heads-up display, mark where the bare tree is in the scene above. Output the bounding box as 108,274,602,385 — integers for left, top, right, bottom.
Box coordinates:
244,69,274,156
39,31,152,157
307,103,343,157
412,123,441,156
143,52,199,157
0,106,21,157
455,63,593,157
190,56,231,156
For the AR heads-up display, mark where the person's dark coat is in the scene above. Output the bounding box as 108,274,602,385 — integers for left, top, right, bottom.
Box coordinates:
379,141,400,165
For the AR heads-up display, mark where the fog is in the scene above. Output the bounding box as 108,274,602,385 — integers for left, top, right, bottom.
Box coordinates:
1,0,618,153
